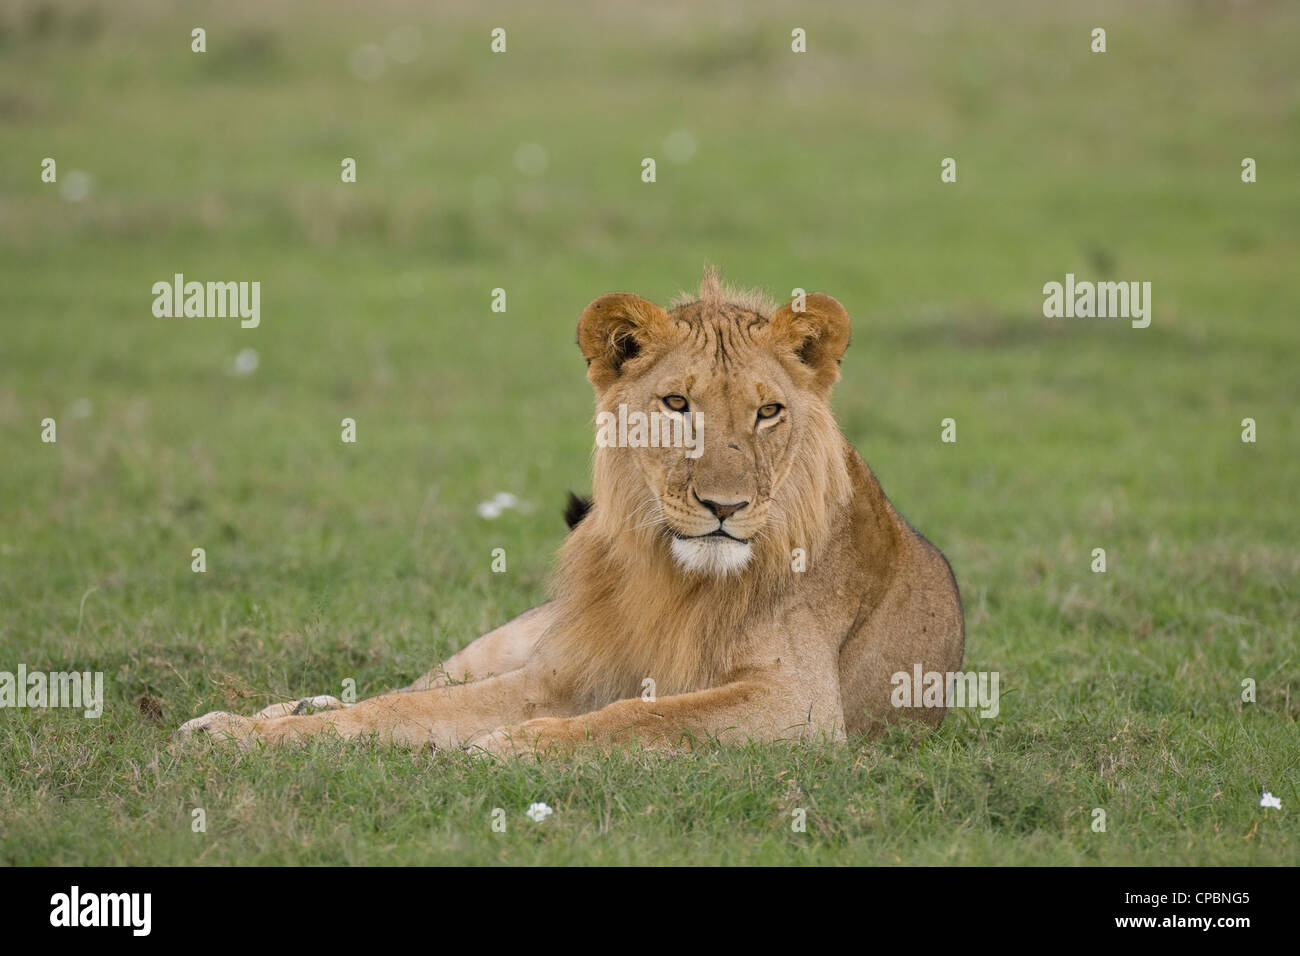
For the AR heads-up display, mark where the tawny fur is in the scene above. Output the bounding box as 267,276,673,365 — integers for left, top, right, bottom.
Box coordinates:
177,270,964,754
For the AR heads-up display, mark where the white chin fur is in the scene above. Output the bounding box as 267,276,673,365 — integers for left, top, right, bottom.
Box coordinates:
670,536,753,576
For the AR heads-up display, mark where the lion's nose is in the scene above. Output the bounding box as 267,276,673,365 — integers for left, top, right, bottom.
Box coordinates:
695,493,749,521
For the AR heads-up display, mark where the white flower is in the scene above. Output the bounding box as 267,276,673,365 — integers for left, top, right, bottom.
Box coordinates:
525,802,553,823
60,170,93,202
514,143,548,177
1260,791,1281,810
663,129,698,164
231,348,259,377
477,492,521,519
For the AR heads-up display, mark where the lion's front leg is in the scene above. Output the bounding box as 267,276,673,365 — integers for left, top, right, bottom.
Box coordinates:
177,667,561,749
401,602,556,691
473,677,846,756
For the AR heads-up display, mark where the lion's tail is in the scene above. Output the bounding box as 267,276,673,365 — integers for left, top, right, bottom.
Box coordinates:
564,491,592,530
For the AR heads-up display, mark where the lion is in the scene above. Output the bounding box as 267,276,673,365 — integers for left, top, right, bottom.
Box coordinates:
178,269,964,753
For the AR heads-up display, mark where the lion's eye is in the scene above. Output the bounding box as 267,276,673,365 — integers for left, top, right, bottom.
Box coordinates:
663,395,689,413
757,403,783,421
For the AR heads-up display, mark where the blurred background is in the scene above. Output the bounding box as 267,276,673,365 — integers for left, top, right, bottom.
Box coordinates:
0,0,1296,863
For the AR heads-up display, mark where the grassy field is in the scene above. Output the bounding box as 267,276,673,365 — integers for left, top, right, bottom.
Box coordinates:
0,0,1297,865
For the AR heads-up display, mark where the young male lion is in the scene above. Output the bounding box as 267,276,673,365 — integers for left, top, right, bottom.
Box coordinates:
179,270,964,752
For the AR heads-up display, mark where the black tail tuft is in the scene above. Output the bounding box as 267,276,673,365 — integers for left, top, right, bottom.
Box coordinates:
564,491,593,530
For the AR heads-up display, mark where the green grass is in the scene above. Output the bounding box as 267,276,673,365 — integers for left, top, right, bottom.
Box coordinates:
0,0,1297,864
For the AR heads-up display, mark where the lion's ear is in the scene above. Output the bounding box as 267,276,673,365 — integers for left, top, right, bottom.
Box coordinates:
765,293,852,393
577,292,673,391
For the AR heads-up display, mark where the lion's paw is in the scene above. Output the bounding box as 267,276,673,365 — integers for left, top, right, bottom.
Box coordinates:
465,727,516,757
253,695,348,719
466,718,571,758
174,711,260,746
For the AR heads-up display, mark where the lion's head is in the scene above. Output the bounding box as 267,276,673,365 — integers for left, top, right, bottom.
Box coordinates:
574,268,854,579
